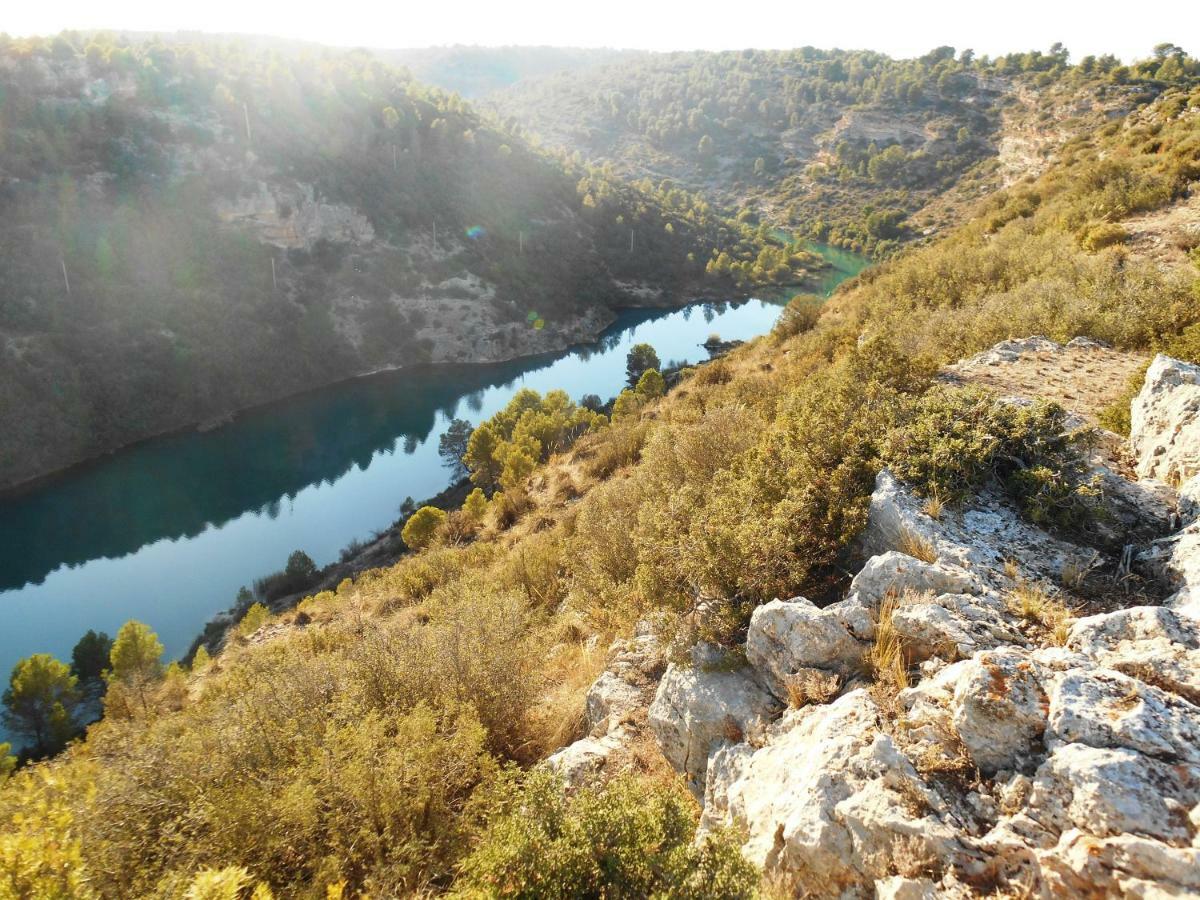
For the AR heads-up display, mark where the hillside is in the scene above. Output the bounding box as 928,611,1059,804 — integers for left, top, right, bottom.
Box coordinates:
0,33,790,489
2,43,1200,900
491,45,1196,255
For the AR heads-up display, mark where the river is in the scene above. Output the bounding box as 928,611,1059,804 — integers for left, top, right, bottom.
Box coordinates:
0,244,868,703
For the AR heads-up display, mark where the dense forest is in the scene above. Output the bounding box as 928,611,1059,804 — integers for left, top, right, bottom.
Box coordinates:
2,37,1198,895
492,44,1200,255
0,33,796,488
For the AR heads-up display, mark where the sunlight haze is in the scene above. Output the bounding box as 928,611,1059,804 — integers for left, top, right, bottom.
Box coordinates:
10,0,1198,61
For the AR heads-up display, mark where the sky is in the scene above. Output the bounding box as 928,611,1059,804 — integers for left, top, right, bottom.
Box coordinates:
7,0,1199,63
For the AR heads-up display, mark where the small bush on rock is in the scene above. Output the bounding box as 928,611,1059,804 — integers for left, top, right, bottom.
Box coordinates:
883,387,1101,533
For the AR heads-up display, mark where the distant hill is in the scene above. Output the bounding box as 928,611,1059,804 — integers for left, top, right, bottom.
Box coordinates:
490,45,1193,255
0,33,766,488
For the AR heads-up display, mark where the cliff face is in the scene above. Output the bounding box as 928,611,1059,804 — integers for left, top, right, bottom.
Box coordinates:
0,36,748,488
555,339,1200,897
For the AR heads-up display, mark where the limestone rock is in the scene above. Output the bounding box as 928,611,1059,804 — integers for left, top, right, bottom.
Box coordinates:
1131,354,1200,486
863,470,1097,588
648,661,779,793
545,630,664,790
873,876,939,900
700,690,966,891
1039,830,1200,898
585,671,643,733
951,648,1049,774
849,552,983,607
892,592,1024,662
1045,668,1200,764
745,597,864,700
544,732,627,790
1025,743,1200,844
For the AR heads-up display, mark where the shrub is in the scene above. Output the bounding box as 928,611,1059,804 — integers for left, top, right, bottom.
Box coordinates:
462,488,489,524
772,293,823,341
238,603,270,637
402,506,447,550
883,387,1101,532
1081,222,1129,251
635,367,666,399
455,770,758,899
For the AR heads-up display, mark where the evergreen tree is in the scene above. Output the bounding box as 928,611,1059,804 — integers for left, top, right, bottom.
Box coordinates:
70,629,113,682
625,343,661,387
2,654,80,756
438,419,474,478
108,621,165,716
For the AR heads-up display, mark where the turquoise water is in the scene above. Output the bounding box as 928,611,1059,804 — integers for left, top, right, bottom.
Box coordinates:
0,247,868,702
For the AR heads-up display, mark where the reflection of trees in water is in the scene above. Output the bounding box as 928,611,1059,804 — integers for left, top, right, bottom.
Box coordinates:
0,350,582,594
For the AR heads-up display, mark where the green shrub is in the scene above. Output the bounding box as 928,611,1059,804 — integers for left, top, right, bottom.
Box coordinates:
883,386,1101,532
238,603,270,638
455,770,758,899
1081,222,1129,251
402,506,447,550
1098,364,1151,436
772,293,823,341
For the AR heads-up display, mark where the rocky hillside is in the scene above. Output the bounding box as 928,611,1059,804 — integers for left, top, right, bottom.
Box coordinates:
0,33,776,489
0,51,1198,900
556,339,1200,896
491,46,1198,255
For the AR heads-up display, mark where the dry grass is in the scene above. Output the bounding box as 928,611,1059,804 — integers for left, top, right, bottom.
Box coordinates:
783,668,841,708
527,637,610,755
868,591,911,696
897,526,938,563
921,491,945,521
1008,580,1074,646
1060,552,1100,591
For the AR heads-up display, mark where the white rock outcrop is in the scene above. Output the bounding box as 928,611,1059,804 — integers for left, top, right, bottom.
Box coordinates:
638,343,1200,895
545,631,663,789
744,597,864,700
648,655,779,794
1131,354,1200,486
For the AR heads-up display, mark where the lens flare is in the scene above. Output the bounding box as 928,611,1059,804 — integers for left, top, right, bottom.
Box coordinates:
465,225,485,240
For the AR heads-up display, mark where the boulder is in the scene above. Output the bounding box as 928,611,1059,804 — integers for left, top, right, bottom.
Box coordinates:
951,648,1049,774
863,470,1100,588
1130,354,1200,486
874,876,939,900
849,552,983,607
648,660,779,794
544,732,626,790
1024,743,1200,844
1039,830,1200,898
584,671,643,733
699,690,967,891
1045,668,1200,764
891,592,1024,662
745,597,864,700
